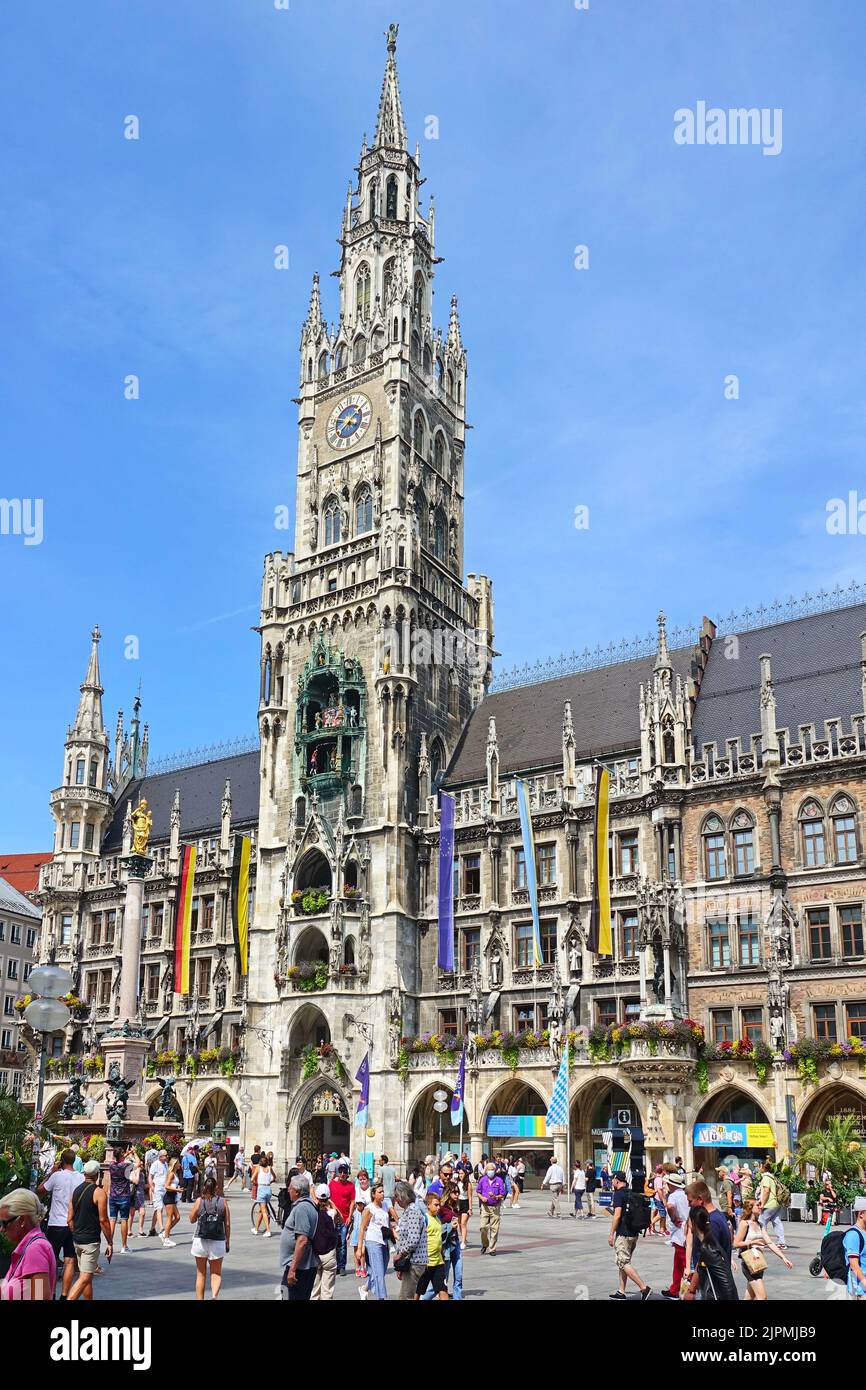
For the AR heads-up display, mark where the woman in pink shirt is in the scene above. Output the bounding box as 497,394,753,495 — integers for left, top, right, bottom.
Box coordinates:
0,1188,56,1301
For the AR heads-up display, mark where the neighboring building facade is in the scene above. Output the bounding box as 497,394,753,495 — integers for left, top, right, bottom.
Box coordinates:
28,31,866,1174
0,877,40,1096
0,854,52,899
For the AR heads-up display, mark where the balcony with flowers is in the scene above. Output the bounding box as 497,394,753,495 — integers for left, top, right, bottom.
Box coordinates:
144,1047,241,1079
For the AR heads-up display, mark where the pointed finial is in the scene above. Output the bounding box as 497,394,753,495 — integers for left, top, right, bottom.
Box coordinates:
448,294,463,350
91,624,101,644
655,610,671,670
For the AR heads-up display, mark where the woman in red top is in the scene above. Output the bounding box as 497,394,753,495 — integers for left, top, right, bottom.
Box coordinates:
0,1188,55,1301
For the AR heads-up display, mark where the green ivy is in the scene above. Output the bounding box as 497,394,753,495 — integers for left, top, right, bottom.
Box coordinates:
397,1047,410,1084
302,1045,319,1082
501,1045,520,1073
696,1058,709,1096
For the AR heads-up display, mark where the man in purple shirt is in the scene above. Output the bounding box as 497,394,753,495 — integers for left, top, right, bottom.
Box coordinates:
476,1162,506,1255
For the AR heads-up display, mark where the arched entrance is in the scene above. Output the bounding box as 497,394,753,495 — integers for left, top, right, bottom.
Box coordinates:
294,849,332,895
408,1081,458,1163
288,1003,331,1054
570,1078,643,1172
693,1087,775,1180
798,1082,866,1137
483,1079,549,1179
298,1084,350,1168
194,1087,240,1136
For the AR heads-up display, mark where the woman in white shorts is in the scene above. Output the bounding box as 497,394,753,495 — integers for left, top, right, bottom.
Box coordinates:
189,1175,230,1299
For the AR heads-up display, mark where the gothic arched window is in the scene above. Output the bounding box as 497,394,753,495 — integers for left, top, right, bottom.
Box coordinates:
413,273,425,321
730,810,755,875
436,357,445,386
799,798,826,867
386,175,398,219
432,509,446,562
323,497,341,547
318,351,330,382
367,182,377,221
89,758,98,787
447,369,454,397
831,794,858,863
423,345,433,376
335,344,347,371
75,758,85,786
434,433,446,473
702,814,727,880
411,331,421,365
355,488,373,535
356,263,371,320
353,335,366,365
413,412,425,456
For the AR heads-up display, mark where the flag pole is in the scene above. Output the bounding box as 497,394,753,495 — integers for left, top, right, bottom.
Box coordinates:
565,1041,571,1210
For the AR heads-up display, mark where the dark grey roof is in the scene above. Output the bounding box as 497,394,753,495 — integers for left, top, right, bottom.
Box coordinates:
102,751,259,853
446,647,697,787
0,876,41,920
691,602,866,754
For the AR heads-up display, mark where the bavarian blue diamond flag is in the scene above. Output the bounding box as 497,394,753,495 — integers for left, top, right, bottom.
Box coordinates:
355,1051,370,1129
545,1044,570,1129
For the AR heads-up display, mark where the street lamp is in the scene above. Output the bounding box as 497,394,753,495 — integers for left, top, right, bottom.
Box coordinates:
238,1089,253,1157
24,963,73,1189
433,1088,449,1157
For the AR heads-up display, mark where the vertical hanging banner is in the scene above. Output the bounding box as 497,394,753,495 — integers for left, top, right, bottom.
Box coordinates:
231,834,251,977
450,1047,466,1129
437,791,456,972
546,1041,570,1129
355,1052,370,1129
588,765,612,956
515,779,543,965
174,844,196,993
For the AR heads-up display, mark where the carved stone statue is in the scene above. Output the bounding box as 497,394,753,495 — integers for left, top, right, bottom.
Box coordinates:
358,907,372,980
213,952,229,1010
467,969,482,1033
160,958,174,1012
386,21,399,50
154,1075,182,1122
105,1060,134,1121
131,799,153,856
568,937,581,977
651,933,665,1005
548,1015,562,1061
489,948,503,988
388,990,402,1065
60,1075,86,1121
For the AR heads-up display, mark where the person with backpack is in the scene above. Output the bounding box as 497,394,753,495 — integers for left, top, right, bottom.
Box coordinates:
608,1172,652,1300
309,1184,339,1300
756,1161,787,1248
189,1174,230,1299
733,1197,792,1299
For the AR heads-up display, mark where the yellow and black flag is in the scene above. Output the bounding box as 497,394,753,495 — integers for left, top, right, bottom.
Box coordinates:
230,835,251,977
588,765,612,956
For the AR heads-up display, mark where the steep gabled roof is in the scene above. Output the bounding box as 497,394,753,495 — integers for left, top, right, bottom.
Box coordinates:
102,751,259,853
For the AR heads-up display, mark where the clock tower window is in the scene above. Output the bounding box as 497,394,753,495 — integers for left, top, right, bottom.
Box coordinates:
386,174,398,219
356,263,371,320
323,498,341,546
413,411,425,456
353,335,366,366
355,488,373,535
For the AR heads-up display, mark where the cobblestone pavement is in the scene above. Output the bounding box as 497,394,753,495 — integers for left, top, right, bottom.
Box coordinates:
87,1190,839,1301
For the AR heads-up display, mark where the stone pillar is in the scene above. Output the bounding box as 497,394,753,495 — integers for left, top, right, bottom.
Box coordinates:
118,860,148,1026
469,1131,484,1165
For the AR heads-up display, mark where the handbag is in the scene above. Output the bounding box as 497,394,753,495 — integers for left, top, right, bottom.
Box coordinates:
393,1251,412,1273
741,1245,768,1276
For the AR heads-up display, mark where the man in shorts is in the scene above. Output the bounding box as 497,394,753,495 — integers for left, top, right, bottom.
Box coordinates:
106,1146,135,1254
148,1149,169,1236
608,1172,651,1301
68,1160,112,1301
39,1147,83,1297
415,1192,449,1300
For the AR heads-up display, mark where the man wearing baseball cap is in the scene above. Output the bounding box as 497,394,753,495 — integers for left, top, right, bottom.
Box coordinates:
661,1171,690,1299
67,1160,112,1301
310,1185,339,1301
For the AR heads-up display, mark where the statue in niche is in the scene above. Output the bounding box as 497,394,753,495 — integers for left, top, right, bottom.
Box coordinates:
489,948,503,988
651,933,665,1005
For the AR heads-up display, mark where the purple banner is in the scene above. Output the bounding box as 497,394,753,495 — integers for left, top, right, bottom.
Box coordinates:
437,791,455,972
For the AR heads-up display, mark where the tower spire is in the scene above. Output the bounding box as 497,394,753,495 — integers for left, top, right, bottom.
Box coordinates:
654,610,672,674
373,23,407,152
74,625,106,739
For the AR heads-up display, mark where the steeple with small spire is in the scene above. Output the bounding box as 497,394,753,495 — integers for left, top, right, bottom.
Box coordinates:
639,611,691,788
51,627,114,864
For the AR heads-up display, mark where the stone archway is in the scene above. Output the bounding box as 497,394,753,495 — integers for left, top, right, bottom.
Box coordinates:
294,849,332,894
569,1075,644,1172
692,1085,776,1181
798,1081,866,1137
296,1083,350,1170
293,925,329,966
481,1077,550,1179
192,1085,240,1136
407,1080,458,1164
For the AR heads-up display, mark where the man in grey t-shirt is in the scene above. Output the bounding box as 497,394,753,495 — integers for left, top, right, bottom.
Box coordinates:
280,1174,320,1301
377,1155,397,1205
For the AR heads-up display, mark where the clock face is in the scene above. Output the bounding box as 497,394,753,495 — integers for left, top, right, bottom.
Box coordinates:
326,393,372,451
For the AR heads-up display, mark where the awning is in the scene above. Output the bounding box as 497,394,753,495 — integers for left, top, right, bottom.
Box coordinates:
483,990,500,1023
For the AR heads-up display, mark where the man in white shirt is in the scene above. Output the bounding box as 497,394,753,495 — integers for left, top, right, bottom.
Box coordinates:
571,1161,587,1217
541,1155,567,1218
661,1172,690,1299
39,1148,84,1297
147,1150,169,1236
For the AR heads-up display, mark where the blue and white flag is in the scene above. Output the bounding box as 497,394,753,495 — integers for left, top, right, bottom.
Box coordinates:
545,1043,570,1129
450,1047,466,1128
355,1052,370,1129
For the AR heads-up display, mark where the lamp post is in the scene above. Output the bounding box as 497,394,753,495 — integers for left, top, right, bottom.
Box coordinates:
213,1118,227,1196
24,963,73,1190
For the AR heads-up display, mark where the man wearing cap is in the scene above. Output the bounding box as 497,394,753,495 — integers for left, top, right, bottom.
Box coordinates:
67,1160,112,1301
608,1172,651,1301
661,1172,690,1299
325,1151,340,1182
844,1197,866,1299
329,1164,355,1276
310,1185,339,1300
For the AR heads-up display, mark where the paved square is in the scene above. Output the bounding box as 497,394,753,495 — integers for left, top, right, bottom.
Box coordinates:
87,1190,838,1302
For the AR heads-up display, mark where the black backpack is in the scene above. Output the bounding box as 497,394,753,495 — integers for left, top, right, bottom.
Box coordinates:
197,1197,226,1241
312,1207,337,1256
820,1227,863,1283
622,1192,651,1237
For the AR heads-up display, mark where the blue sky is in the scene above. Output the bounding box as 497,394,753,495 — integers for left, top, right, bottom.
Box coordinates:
2,0,865,848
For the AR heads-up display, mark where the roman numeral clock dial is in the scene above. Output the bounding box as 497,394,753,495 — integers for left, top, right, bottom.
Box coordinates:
326,393,372,451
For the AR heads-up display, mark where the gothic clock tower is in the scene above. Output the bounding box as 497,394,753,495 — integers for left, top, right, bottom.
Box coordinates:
248,27,494,1163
